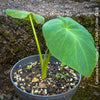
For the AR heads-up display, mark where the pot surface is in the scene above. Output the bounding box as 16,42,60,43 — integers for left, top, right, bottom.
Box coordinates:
10,55,81,100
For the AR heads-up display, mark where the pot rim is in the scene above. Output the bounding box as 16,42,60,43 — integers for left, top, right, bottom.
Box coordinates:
10,54,81,97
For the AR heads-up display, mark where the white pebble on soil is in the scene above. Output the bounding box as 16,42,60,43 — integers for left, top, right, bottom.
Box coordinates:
72,73,77,77
56,62,58,64
64,66,69,70
31,61,37,66
14,76,17,79
64,85,66,87
14,82,18,86
28,84,31,87
34,89,38,93
18,69,22,73
31,89,34,94
48,62,50,64
19,77,21,81
58,67,61,71
35,83,38,87
44,89,47,94
52,84,55,87
19,65,22,68
66,83,69,86
70,69,74,73
40,89,43,91
38,91,41,94
22,79,25,81
74,76,78,80
20,83,23,86
20,71,23,74
48,82,51,85
15,74,20,79
70,83,75,86
70,78,73,81
38,62,40,64
21,86,25,90
61,86,64,89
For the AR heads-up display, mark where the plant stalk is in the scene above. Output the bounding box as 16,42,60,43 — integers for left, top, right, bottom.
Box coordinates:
29,14,43,67
41,51,51,79
29,14,51,80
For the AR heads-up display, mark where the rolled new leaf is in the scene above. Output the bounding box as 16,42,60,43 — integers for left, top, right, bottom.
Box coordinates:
43,16,99,77
6,9,44,24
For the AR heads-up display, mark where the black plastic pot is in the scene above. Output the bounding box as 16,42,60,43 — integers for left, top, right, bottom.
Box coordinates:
10,55,81,100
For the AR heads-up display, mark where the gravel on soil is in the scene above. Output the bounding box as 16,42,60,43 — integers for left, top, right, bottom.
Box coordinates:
0,0,99,17
13,61,79,95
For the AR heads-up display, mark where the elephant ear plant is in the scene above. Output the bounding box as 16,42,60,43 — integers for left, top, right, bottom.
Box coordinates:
6,9,99,81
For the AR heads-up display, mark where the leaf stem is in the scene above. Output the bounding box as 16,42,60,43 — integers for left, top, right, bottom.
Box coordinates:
29,14,43,66
42,51,51,79
29,14,51,80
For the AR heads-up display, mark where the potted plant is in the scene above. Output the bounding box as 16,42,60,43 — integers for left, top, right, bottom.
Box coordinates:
6,9,99,100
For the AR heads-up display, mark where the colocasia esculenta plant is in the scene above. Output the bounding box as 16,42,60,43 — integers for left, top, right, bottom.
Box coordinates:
6,9,99,80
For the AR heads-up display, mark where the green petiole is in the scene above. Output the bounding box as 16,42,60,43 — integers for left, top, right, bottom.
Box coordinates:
29,14,43,67
29,14,51,80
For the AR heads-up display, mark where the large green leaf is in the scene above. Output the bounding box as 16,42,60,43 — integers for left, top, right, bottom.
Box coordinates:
43,16,99,77
6,9,44,24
